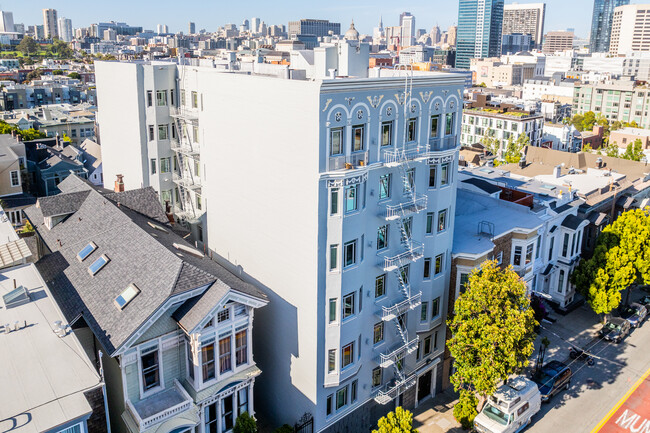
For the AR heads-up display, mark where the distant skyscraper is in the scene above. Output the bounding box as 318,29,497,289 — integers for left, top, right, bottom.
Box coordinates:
42,8,58,39
400,12,415,47
542,31,574,54
589,0,630,53
447,25,457,46
287,19,341,37
188,22,195,34
57,17,73,42
502,3,545,48
431,25,441,44
0,11,14,33
157,24,168,34
251,17,260,34
610,4,650,55
456,0,504,69
242,19,249,32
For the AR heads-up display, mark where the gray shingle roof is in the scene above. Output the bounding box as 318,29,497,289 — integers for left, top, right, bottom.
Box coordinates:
561,214,585,230
25,175,267,356
37,190,90,217
104,188,170,224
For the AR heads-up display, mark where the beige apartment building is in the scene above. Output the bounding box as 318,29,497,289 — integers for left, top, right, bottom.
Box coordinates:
609,127,650,150
470,58,536,87
542,31,574,54
610,4,650,56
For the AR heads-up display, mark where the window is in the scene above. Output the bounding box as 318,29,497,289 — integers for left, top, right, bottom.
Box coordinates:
114,283,140,310
351,380,358,403
330,128,343,155
158,124,168,140
426,212,434,234
434,254,443,275
352,125,364,151
219,336,232,374
423,335,432,355
160,157,171,173
377,225,388,250
148,125,154,141
201,342,215,382
420,301,428,322
146,90,153,107
57,423,83,433
372,367,382,387
336,386,348,410
548,236,554,260
423,258,431,279
431,297,440,319
379,174,391,199
373,322,384,344
514,246,522,267
140,345,160,391
407,118,417,142
375,274,386,298
235,330,247,366
238,387,248,416
10,171,19,187
187,341,195,381
76,242,97,261
558,270,565,294
344,240,357,267
429,166,437,188
342,292,355,319
496,251,503,265
562,233,570,257
535,236,541,259
218,309,230,323
399,264,410,285
342,342,354,368
330,245,338,270
517,402,530,417
150,158,157,175
156,90,167,106
328,349,336,373
191,91,198,108
405,168,415,192
88,255,109,276
381,121,393,146
329,299,337,323
445,112,454,135
401,217,412,240
438,209,447,232
330,188,339,215
221,394,234,432
326,395,333,416
440,163,450,186
431,115,440,138
525,243,534,265
192,125,199,143
459,272,469,294
344,185,358,213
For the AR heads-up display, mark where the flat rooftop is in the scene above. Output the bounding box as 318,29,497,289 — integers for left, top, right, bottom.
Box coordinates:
0,263,100,433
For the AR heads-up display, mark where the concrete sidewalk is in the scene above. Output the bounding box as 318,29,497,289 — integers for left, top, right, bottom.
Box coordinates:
411,388,463,433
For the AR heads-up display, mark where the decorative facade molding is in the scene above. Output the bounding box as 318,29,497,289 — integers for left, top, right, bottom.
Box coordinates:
326,172,368,188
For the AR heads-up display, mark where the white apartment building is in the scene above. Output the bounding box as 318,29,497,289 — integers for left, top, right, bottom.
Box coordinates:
610,4,650,56
460,108,544,154
57,17,73,42
96,44,464,432
523,78,575,104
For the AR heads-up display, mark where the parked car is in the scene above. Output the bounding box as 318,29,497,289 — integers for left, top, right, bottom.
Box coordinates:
474,376,541,433
598,317,631,343
532,361,572,402
638,295,650,311
620,303,648,328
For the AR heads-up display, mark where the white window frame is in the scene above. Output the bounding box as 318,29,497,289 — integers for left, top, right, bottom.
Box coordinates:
10,170,19,187
137,341,164,399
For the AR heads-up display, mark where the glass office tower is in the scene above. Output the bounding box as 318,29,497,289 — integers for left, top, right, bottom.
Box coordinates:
456,0,505,69
589,0,630,53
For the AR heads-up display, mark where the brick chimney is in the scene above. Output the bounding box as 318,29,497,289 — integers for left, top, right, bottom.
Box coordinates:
114,174,124,192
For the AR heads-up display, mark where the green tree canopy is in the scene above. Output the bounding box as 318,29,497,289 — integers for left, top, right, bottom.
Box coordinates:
571,209,650,315
622,139,644,161
49,39,73,58
503,134,529,164
52,69,64,75
447,261,537,403
0,120,46,141
233,412,257,433
372,407,418,433
67,71,81,79
17,36,38,56
480,129,500,158
25,69,42,82
582,111,597,132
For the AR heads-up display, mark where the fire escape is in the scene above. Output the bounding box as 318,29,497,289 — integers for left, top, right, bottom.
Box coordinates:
374,65,427,405
170,104,202,224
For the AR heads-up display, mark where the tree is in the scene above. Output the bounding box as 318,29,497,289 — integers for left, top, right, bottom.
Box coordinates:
25,69,42,82
50,39,73,58
17,36,38,56
67,71,81,79
373,407,418,433
447,261,537,410
603,138,620,158
453,390,479,430
480,129,500,159
582,143,593,153
582,111,597,132
571,114,585,132
503,133,529,164
233,412,257,433
622,138,644,161
611,120,623,131
52,69,64,75
572,209,650,315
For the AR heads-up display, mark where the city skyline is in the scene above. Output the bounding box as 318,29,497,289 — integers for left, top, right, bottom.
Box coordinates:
5,0,644,38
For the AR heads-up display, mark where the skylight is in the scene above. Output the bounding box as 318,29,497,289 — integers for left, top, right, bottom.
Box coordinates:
77,242,97,262
147,221,168,233
114,283,140,310
541,185,556,191
2,286,29,308
479,168,494,174
88,254,110,276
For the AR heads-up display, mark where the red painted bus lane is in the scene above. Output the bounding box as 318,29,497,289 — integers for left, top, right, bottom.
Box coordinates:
594,369,650,433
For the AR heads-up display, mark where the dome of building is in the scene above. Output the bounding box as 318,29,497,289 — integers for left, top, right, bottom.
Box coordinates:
344,19,359,40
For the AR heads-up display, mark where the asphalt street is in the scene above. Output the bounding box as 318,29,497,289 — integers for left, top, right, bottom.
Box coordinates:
527,302,650,433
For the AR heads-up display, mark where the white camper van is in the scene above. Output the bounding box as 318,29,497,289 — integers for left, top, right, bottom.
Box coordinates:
474,376,542,433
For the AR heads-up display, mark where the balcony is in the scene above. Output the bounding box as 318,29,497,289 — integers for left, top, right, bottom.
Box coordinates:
381,242,424,271
384,195,427,220
125,380,197,432
173,205,204,224
373,373,417,405
383,144,430,167
380,293,422,321
170,106,199,122
378,338,419,368
173,173,201,190
328,151,368,171
171,139,200,157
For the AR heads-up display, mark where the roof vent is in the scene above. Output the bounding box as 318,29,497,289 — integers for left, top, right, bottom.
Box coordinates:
173,243,204,258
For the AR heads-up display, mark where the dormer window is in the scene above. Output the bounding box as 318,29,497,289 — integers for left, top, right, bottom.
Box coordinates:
77,242,97,262
88,254,109,276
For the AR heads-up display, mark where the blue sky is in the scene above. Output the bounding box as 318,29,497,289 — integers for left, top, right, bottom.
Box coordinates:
2,0,632,38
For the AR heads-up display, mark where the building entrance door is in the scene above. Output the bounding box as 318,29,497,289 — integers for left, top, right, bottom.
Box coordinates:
417,370,433,402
